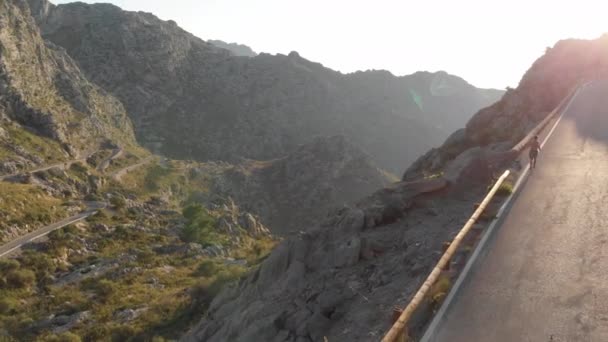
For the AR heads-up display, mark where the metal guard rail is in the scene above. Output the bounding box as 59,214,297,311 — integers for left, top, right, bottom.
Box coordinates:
381,170,510,342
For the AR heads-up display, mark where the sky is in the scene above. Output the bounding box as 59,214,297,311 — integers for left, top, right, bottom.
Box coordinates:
55,0,608,89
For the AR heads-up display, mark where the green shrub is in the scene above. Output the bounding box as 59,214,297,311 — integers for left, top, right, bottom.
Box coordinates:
144,165,172,191
48,228,65,241
86,210,108,223
429,275,451,306
81,325,110,341
181,204,219,246
64,224,79,235
38,332,82,342
195,260,219,277
110,196,126,209
82,279,118,303
136,248,157,265
94,279,117,300
84,193,102,201
69,162,88,175
20,251,56,275
0,297,18,315
6,269,36,289
496,181,514,196
0,259,20,273
109,324,140,341
191,264,245,309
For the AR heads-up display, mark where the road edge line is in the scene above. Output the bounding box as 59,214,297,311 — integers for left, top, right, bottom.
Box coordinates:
419,84,583,342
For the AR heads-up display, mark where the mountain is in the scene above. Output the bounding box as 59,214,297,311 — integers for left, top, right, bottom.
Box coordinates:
182,36,608,342
29,0,502,174
208,39,257,57
0,0,137,165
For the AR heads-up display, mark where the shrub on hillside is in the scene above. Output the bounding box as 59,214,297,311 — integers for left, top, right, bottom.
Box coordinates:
195,260,219,277
110,196,126,209
39,332,82,342
496,181,514,196
0,259,20,273
0,297,18,315
20,251,56,276
181,204,219,246
6,269,36,289
69,162,88,175
83,279,118,302
191,264,246,309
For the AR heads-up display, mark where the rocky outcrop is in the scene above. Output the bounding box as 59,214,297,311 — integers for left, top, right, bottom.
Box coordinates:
30,0,502,173
214,198,272,238
181,177,471,342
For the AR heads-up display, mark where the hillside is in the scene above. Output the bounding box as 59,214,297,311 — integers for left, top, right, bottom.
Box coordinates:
182,36,608,342
0,0,137,170
204,135,395,234
29,0,502,174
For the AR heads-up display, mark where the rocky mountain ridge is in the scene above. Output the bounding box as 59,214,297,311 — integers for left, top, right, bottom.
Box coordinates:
28,0,502,174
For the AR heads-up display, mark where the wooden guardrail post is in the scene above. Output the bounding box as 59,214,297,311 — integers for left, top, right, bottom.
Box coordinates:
381,170,510,342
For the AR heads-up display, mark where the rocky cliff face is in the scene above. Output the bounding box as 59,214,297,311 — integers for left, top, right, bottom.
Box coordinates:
182,178,482,342
29,0,502,174
0,0,136,156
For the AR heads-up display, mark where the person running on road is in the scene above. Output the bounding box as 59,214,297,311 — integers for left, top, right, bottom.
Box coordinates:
529,135,541,169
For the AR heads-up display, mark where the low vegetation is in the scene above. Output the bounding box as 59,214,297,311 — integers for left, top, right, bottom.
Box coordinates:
0,183,67,243
0,158,277,340
0,123,67,164
496,181,514,196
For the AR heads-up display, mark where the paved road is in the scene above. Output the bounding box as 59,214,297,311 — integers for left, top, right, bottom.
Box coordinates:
0,148,102,181
0,157,87,181
431,80,608,342
0,201,106,258
110,156,153,181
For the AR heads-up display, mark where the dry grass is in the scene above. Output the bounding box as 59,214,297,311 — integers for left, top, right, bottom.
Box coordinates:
0,123,66,163
0,183,66,242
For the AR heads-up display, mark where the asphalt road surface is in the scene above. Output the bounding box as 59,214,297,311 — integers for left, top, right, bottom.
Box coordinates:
431,80,608,342
0,201,105,258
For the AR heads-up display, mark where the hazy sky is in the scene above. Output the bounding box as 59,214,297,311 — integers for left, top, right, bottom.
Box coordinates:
55,0,608,89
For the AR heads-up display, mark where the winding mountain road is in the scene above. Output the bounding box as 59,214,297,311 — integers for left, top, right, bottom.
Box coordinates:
110,156,153,181
428,80,608,341
0,201,106,258
1,156,88,181
0,148,134,257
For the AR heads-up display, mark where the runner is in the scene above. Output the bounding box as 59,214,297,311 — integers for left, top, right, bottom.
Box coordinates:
529,135,541,169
